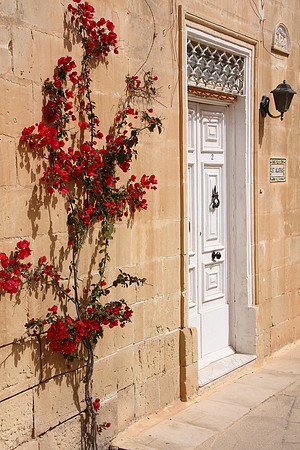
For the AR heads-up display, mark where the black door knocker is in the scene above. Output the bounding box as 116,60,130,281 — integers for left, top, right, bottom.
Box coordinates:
212,251,221,261
211,185,220,209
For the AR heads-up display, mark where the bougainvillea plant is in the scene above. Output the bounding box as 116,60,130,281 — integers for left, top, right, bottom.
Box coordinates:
0,1,161,448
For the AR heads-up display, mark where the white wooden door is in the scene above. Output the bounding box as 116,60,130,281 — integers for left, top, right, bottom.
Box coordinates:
188,102,233,370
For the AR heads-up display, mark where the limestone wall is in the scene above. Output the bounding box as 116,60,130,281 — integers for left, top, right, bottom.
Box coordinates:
0,0,183,447
0,0,299,448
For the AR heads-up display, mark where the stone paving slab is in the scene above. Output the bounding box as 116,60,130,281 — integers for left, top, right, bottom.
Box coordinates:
205,381,276,408
196,415,288,450
237,369,299,390
111,342,300,450
169,399,249,431
126,420,214,449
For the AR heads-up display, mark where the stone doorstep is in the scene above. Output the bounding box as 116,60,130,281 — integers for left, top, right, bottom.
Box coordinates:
198,353,257,386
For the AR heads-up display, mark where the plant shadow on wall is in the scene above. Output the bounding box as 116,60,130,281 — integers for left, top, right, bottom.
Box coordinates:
1,1,162,449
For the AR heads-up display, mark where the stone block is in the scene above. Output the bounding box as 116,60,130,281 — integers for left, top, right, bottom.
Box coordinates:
164,293,181,331
271,266,287,298
162,255,180,296
114,346,134,390
0,136,17,186
93,355,117,399
131,220,180,262
164,330,180,372
0,188,37,238
257,299,272,334
98,395,118,444
46,193,69,236
31,30,66,84
256,330,271,360
293,315,300,341
19,0,64,35
144,296,160,338
114,316,134,349
290,289,300,319
114,224,133,267
159,368,180,408
144,294,180,338
34,371,85,435
0,25,12,74
132,301,144,343
38,415,83,450
133,337,164,383
17,440,39,450
12,26,34,80
180,362,198,401
271,320,294,353
0,78,33,138
271,294,291,326
31,232,70,276
0,390,33,449
286,263,300,295
180,327,196,367
0,338,40,401
290,236,300,265
0,289,28,346
135,376,160,419
135,259,164,301
27,281,59,318
258,270,272,302
0,0,16,15
17,134,49,187
117,385,135,431
94,325,116,359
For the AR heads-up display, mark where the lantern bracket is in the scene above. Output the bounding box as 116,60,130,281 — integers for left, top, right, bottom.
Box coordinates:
260,96,282,120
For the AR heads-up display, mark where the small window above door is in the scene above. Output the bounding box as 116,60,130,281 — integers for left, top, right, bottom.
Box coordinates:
187,39,245,95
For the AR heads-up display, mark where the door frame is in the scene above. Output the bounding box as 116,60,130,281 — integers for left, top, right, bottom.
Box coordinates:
181,24,257,364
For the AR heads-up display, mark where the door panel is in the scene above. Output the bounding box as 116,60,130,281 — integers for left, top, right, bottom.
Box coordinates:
202,305,229,356
188,102,230,370
202,164,223,251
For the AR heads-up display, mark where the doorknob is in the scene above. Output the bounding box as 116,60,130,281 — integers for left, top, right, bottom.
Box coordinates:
211,186,220,209
212,251,221,261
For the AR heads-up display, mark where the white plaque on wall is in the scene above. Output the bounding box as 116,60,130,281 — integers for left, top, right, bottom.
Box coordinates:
270,158,286,183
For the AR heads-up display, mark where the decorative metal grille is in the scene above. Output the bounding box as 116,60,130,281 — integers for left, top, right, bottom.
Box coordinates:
187,39,245,95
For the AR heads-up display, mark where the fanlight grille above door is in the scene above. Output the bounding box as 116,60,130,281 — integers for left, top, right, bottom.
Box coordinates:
187,39,245,95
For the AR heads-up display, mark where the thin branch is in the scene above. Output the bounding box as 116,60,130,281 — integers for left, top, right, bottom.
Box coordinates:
133,0,157,76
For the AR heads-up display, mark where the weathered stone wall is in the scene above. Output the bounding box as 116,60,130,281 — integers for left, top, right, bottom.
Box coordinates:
252,2,300,358
0,0,299,448
0,0,182,447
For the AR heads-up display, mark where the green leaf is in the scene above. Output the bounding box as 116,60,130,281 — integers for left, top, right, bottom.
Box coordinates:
117,152,126,164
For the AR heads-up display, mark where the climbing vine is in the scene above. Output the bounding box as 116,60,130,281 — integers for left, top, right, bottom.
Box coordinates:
0,1,161,448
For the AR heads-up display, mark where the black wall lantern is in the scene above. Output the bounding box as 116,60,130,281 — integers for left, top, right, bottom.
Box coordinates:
260,80,297,121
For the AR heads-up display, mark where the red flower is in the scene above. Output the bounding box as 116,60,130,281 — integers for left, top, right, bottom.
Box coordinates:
17,240,31,260
38,256,47,265
78,121,88,130
0,253,9,268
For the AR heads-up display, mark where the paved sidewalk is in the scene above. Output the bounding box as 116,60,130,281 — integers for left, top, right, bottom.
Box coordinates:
111,341,300,449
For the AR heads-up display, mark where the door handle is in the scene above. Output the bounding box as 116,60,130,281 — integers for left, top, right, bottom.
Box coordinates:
212,251,221,261
211,186,220,209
